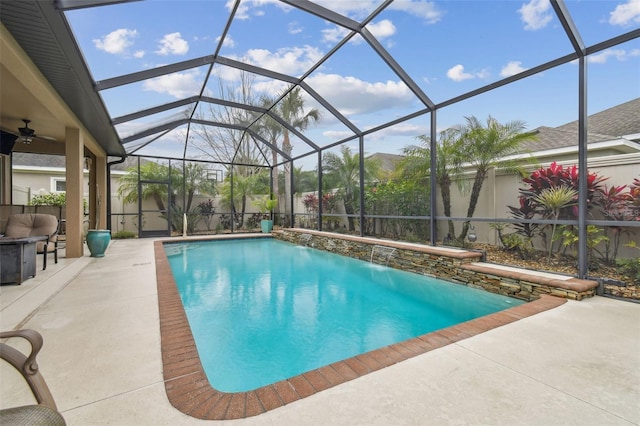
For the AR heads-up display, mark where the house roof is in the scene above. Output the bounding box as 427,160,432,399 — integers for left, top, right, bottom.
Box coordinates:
520,97,640,154
555,97,640,138
11,152,139,171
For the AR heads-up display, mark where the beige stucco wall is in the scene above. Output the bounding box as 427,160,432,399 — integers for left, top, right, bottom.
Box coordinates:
441,153,640,258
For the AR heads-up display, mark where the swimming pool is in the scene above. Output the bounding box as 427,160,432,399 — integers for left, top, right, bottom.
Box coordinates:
165,237,524,393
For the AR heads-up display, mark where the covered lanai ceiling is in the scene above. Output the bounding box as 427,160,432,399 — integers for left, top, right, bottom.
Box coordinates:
1,0,639,168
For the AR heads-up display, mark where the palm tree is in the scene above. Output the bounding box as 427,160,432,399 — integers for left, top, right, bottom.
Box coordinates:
401,128,465,240
274,87,320,218
174,162,217,213
454,115,538,242
117,162,175,211
255,94,284,202
323,146,381,231
218,172,256,228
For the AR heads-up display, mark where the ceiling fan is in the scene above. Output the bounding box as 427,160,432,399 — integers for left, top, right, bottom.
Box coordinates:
17,119,56,144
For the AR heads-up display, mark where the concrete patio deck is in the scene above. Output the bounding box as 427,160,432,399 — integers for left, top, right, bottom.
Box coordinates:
1,237,639,425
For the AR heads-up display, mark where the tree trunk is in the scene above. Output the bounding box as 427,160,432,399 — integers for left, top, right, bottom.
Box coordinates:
271,149,279,209
457,169,487,242
439,174,455,239
153,193,165,212
344,201,355,231
283,131,292,225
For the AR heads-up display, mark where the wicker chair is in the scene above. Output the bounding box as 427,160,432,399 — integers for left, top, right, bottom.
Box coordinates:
4,213,59,270
0,329,66,425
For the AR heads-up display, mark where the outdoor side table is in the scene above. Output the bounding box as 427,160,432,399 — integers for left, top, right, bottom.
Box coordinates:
0,236,48,284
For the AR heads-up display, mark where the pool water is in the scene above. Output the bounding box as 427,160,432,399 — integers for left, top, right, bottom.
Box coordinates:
165,238,523,392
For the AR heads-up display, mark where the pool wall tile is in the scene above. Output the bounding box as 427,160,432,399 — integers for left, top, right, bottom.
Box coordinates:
154,237,567,420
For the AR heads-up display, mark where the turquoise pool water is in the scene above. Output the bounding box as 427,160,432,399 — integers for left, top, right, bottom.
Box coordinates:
165,238,523,392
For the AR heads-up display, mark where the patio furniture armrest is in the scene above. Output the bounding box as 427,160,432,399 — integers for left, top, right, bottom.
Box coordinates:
0,330,63,416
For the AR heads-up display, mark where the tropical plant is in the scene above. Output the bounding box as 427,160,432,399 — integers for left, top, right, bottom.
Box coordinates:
507,196,541,241
599,184,633,264
197,199,216,232
519,161,608,217
364,179,430,240
489,222,533,259
453,115,538,242
617,241,640,284
559,225,608,270
254,195,278,217
401,128,463,241
174,162,217,213
256,87,320,215
117,161,176,212
533,186,578,263
218,173,256,228
628,178,640,221
323,146,381,232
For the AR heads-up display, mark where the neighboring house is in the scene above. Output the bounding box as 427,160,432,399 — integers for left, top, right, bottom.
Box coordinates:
443,98,640,252
9,153,138,232
520,97,640,162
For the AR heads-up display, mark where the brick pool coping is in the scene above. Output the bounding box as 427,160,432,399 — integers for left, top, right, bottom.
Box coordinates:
154,236,567,420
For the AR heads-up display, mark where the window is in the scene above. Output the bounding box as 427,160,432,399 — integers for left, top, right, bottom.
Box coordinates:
52,178,66,193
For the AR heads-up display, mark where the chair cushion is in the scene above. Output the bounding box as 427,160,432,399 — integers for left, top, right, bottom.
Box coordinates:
0,405,66,426
5,214,58,240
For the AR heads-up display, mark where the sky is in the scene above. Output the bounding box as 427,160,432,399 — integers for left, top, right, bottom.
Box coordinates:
64,0,640,168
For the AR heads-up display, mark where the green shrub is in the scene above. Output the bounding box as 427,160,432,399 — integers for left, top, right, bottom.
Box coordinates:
617,242,640,284
29,192,67,206
112,230,137,239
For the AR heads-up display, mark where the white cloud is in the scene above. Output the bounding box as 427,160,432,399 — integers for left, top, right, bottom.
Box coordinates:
306,73,415,116
322,19,395,46
142,70,202,98
609,0,640,26
93,28,138,54
133,50,145,59
587,48,638,64
323,129,355,139
288,21,303,35
388,0,443,24
364,121,430,141
446,64,474,82
518,0,553,31
156,32,189,56
312,0,443,23
227,0,290,20
242,45,324,75
217,35,235,48
322,25,351,43
500,61,528,77
366,19,397,40
313,0,386,20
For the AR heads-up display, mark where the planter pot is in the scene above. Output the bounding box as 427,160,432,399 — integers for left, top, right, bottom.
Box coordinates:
260,219,273,233
86,229,111,257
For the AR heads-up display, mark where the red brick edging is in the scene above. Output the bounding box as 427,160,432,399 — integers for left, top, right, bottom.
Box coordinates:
154,239,567,420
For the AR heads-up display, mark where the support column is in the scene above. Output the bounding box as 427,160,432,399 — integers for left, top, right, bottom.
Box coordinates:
0,154,11,204
65,127,84,258
95,155,107,230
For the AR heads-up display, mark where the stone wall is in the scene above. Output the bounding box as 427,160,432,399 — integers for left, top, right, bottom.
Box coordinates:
274,229,598,301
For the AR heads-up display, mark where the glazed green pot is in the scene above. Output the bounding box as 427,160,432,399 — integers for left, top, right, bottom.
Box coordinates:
260,220,273,233
86,229,111,257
